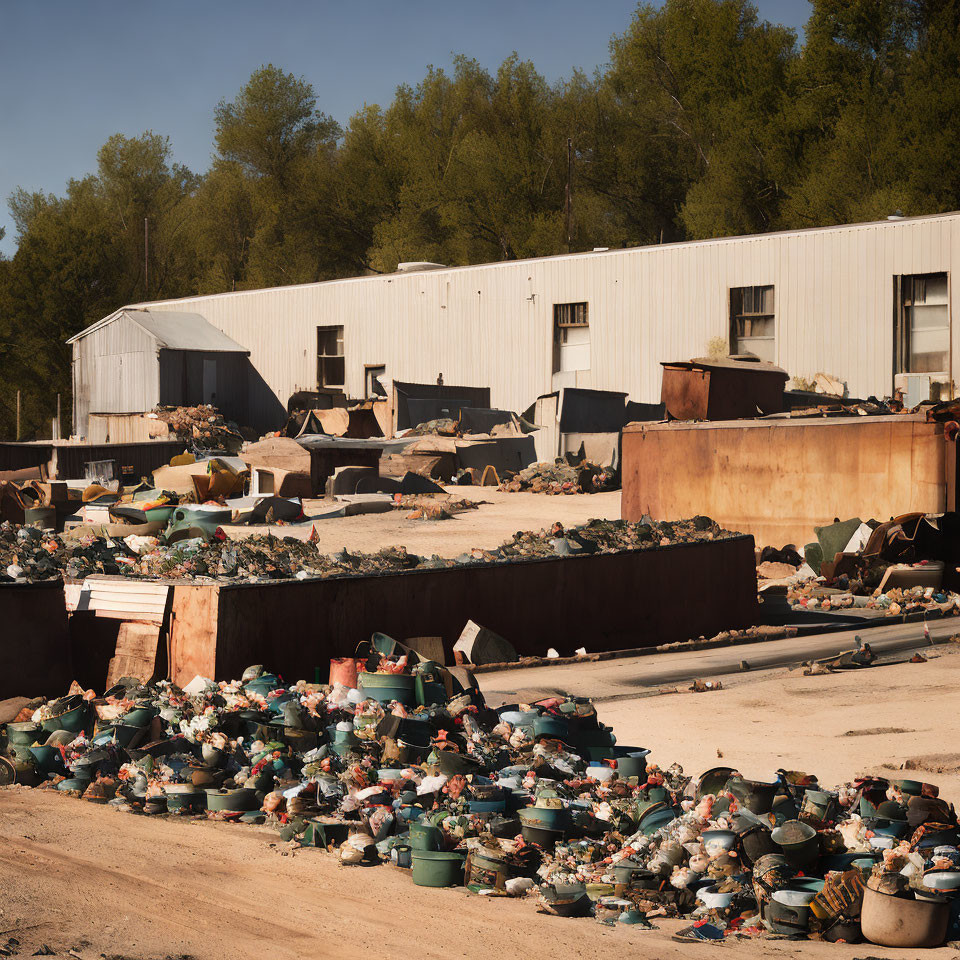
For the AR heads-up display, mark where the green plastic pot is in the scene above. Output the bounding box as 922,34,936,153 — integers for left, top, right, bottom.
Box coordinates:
95,723,144,748
5,722,43,746
40,702,89,734
205,788,259,812
411,849,465,887
122,706,158,727
358,671,416,705
28,745,65,776
519,805,569,832
408,822,443,851
164,787,206,812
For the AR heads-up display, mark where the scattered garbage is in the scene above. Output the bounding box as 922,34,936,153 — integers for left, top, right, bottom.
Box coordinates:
0,516,733,583
499,458,618,495
3,631,958,947
151,404,245,453
754,512,960,622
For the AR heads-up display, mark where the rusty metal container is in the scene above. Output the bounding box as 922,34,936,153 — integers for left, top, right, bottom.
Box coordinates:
661,358,788,421
861,885,949,948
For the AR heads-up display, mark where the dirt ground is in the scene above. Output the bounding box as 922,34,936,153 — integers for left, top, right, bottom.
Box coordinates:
2,650,960,960
223,487,622,555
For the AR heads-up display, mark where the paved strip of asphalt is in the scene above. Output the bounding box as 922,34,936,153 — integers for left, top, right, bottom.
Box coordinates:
476,616,957,705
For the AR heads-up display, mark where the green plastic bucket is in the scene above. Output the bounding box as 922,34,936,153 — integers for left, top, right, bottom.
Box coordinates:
411,850,465,887
5,722,43,747
408,822,443,851
358,672,416,705
40,702,89,734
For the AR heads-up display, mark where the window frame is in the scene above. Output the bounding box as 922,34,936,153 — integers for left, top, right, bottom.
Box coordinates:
552,301,591,376
364,363,386,399
729,284,776,361
894,272,950,377
317,324,345,389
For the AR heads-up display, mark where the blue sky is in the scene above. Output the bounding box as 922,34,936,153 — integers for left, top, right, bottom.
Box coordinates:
0,0,812,255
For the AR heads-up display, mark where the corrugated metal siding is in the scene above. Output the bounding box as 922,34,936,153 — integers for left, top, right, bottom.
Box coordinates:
158,350,248,423
73,315,160,433
114,214,960,430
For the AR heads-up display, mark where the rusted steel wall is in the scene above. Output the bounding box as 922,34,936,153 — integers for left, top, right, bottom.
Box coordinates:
167,538,758,684
0,581,72,699
622,416,953,549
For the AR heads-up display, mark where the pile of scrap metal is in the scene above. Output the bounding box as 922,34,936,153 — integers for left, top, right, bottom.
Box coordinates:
0,515,734,583
4,635,958,948
498,456,618,495
757,513,960,620
151,405,246,453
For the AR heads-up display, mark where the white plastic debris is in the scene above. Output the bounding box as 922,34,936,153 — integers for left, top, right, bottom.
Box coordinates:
418,774,448,795
505,876,535,896
546,648,560,659
182,674,214,697
123,534,159,555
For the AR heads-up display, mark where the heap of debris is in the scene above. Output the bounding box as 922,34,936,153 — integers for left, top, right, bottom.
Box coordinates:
499,459,618,495
152,405,244,452
2,636,956,948
405,418,461,437
0,516,735,583
756,512,960,621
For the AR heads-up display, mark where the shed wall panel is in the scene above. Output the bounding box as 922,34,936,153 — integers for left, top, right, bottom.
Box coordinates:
72,316,160,433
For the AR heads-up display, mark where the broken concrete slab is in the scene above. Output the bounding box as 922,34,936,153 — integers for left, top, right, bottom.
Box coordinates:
454,620,519,665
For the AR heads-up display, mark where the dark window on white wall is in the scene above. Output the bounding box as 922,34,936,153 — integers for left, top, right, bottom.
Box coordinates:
553,302,590,374
730,285,775,362
895,273,949,374
365,364,386,398
317,325,344,388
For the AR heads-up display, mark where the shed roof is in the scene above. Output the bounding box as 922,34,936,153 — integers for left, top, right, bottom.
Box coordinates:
67,309,249,354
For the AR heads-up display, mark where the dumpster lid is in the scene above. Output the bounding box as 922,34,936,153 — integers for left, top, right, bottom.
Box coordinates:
662,356,788,379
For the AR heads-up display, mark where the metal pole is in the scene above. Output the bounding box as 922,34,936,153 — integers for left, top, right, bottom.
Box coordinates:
565,137,573,253
16,390,20,441
144,217,149,297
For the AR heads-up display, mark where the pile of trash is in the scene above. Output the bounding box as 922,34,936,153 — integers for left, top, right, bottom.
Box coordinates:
0,516,735,583
406,418,460,438
754,513,960,622
3,633,959,948
152,405,244,452
499,459,618,495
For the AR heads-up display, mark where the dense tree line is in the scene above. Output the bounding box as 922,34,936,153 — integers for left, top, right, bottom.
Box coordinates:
1,0,959,438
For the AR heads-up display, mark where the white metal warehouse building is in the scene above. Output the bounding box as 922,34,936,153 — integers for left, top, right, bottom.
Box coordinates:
71,211,960,433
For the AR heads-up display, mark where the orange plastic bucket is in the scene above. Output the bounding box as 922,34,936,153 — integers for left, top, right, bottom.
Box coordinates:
328,657,361,688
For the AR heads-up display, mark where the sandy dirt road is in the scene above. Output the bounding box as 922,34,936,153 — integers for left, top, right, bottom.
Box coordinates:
2,648,959,959
223,487,622,554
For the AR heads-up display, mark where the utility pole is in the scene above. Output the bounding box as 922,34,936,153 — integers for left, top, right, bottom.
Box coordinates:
144,217,149,297
565,137,573,253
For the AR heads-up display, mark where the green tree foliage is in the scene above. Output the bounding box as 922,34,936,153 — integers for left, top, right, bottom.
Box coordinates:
2,1,960,438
